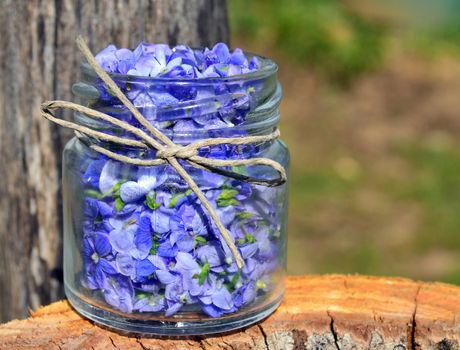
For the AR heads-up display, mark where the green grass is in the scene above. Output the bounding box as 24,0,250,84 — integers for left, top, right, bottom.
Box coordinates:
229,1,460,283
392,142,460,252
229,0,386,84
286,139,460,282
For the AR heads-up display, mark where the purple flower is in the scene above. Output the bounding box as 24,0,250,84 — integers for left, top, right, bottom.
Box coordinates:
229,48,247,66
115,49,135,74
151,207,171,235
133,294,165,312
150,255,179,285
83,198,112,235
196,241,225,268
128,44,181,77
102,275,135,313
201,280,235,318
108,215,156,260
99,160,123,193
119,166,167,203
95,45,118,72
82,159,106,188
83,232,116,289
134,214,153,258
169,204,207,251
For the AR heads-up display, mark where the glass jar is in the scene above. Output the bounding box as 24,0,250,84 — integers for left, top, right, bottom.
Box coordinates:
63,54,289,335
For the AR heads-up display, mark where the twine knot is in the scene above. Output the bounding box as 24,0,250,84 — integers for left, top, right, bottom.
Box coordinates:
40,36,287,269
156,145,197,159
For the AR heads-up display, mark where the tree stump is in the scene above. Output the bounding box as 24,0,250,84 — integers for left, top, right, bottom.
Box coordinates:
1,275,459,349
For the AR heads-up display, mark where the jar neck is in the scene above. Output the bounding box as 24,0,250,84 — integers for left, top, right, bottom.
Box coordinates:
72,55,281,142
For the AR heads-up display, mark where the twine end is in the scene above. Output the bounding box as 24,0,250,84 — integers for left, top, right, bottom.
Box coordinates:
40,101,54,112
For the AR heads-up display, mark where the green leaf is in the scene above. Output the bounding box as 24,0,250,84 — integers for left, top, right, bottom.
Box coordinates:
136,293,148,300
225,271,241,292
216,188,240,207
217,197,240,207
115,197,125,212
236,231,257,245
110,180,126,197
146,191,161,210
194,235,207,247
84,189,104,199
218,188,239,200
245,232,257,243
237,212,253,220
198,262,211,286
169,192,186,208
231,165,248,175
149,239,160,255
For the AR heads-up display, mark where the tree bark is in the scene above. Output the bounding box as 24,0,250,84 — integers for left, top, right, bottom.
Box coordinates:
0,0,229,322
1,275,459,350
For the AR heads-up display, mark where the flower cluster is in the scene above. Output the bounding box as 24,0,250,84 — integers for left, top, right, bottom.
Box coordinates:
80,159,283,317
96,42,260,79
74,41,284,318
92,43,265,133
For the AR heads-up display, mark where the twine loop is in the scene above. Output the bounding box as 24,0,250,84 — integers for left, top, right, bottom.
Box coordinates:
40,36,287,269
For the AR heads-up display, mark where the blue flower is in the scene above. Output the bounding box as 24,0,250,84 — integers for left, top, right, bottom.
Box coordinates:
119,166,167,203
201,280,235,318
115,48,135,74
82,159,106,188
102,275,135,313
169,204,207,251
133,294,165,312
95,45,118,72
83,232,116,289
82,198,113,235
128,44,181,77
99,160,123,194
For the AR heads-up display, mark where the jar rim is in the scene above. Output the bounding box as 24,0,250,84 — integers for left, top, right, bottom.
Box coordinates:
80,53,278,84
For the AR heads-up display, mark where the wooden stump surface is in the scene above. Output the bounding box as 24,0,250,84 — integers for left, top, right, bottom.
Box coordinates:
1,275,459,350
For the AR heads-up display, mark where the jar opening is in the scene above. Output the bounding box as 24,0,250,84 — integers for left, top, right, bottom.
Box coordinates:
73,53,281,138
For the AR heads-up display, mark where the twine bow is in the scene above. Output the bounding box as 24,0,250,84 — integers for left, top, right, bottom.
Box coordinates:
40,36,287,269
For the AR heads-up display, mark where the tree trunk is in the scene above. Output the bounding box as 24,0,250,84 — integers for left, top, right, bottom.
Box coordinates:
1,275,460,350
0,0,229,322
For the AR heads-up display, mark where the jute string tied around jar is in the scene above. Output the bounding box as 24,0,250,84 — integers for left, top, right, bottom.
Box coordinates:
40,36,287,269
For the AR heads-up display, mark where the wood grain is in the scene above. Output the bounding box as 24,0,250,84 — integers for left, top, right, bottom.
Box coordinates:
1,275,459,349
0,0,228,322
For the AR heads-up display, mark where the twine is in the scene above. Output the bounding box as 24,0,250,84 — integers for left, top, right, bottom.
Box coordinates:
40,36,287,269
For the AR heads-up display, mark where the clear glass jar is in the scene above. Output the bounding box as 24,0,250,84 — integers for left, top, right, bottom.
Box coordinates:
63,54,289,335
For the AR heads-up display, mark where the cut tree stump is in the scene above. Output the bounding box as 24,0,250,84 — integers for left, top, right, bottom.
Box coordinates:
1,275,459,350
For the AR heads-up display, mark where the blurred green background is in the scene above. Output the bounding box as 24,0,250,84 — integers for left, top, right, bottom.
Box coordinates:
229,0,460,284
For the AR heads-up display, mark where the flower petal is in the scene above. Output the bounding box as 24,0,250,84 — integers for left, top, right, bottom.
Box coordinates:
98,259,117,275
99,161,122,194
212,286,233,310
94,233,112,257
151,210,170,234
155,270,177,285
175,252,200,273
120,181,146,203
136,258,156,277
109,228,135,253
116,254,136,277
165,302,182,317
